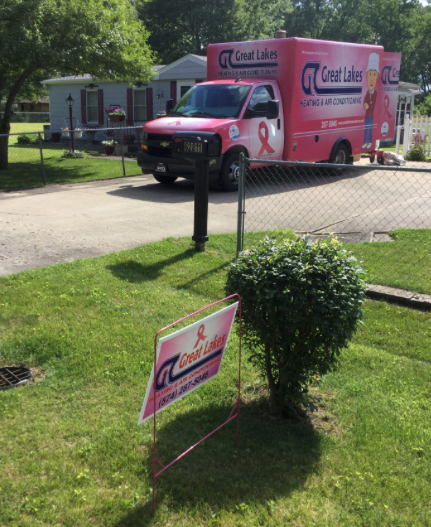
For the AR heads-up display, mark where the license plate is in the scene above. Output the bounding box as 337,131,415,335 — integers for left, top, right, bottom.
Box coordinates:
155,163,166,172
184,141,202,153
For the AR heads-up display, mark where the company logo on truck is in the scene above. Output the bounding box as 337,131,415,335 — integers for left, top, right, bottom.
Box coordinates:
301,61,363,96
381,65,400,86
218,48,279,69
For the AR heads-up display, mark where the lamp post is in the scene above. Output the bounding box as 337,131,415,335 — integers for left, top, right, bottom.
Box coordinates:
66,94,75,152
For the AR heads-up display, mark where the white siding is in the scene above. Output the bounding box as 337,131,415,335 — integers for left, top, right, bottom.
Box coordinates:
158,59,207,80
48,80,166,133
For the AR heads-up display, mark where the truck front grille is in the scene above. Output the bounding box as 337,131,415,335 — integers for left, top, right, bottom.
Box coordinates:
148,146,173,158
147,134,172,142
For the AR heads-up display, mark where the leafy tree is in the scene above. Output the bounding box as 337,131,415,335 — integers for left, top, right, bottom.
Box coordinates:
415,93,431,116
137,0,292,64
0,0,154,169
283,0,431,88
226,237,366,418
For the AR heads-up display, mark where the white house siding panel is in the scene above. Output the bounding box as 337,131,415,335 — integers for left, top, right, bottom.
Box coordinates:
151,81,171,115
47,81,165,134
158,60,207,80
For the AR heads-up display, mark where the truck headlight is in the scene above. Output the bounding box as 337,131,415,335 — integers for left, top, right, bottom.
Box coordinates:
142,132,148,141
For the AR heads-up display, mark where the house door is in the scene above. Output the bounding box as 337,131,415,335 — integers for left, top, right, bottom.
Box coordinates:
177,80,195,102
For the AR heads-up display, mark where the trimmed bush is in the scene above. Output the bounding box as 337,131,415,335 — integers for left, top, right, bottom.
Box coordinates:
16,134,38,144
406,143,427,162
226,237,366,417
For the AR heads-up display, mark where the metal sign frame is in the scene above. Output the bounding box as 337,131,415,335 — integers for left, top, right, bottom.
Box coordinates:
149,293,242,511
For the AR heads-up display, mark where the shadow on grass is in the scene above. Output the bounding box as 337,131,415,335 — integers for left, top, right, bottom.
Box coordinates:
116,399,323,526
107,255,227,295
106,251,197,282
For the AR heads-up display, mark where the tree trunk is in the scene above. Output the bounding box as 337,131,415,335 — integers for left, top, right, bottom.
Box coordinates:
0,119,10,170
265,342,285,418
0,66,39,170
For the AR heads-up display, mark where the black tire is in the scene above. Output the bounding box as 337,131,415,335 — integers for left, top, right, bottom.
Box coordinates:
218,152,240,192
152,173,178,185
331,143,350,165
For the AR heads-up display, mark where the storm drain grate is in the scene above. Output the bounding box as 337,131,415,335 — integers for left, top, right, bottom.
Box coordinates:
0,367,32,390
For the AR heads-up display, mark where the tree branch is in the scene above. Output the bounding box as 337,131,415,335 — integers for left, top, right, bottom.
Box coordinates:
1,66,40,125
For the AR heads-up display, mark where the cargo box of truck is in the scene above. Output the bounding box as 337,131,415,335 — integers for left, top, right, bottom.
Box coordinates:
137,36,401,191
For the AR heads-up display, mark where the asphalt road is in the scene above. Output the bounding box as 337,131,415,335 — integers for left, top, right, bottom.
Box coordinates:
1,164,430,276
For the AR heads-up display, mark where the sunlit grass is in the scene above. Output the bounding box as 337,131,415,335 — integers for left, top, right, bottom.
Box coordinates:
0,234,430,526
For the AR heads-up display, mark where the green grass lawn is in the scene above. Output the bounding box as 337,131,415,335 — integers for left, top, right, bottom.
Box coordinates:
244,229,431,295
344,229,431,294
8,122,48,144
1,143,141,189
1,234,430,526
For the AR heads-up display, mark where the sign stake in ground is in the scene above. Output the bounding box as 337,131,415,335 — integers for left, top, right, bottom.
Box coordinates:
138,294,242,511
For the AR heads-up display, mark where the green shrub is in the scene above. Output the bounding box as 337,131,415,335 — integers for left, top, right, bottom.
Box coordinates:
406,143,427,162
226,237,366,417
16,134,38,144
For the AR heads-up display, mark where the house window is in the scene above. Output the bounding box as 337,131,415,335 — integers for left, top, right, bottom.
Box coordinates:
134,89,147,121
87,91,98,123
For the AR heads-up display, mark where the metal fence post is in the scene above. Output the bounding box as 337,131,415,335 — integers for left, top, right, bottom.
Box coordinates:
38,132,46,186
237,152,245,257
121,128,126,177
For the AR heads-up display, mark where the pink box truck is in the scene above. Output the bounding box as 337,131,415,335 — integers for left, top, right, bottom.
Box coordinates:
137,37,401,191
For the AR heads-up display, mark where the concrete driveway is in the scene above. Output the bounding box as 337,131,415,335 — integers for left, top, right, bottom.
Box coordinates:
1,164,430,276
0,175,238,276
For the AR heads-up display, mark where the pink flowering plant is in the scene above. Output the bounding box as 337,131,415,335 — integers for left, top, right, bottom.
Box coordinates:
104,105,126,116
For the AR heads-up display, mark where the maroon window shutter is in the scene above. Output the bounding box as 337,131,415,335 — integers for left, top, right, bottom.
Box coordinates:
170,81,177,105
97,89,104,125
81,90,87,124
146,88,153,121
127,88,133,125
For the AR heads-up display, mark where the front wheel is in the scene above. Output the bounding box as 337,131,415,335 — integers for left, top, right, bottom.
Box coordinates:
152,173,178,185
218,152,240,192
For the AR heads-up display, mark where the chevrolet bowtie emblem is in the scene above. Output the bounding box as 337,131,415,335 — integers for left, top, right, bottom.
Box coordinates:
160,142,169,147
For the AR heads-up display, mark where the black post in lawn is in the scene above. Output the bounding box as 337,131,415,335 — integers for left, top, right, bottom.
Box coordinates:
192,159,210,252
172,132,221,252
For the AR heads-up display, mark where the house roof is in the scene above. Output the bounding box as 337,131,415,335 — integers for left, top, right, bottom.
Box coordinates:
398,81,421,94
42,55,207,85
42,65,166,85
156,54,207,77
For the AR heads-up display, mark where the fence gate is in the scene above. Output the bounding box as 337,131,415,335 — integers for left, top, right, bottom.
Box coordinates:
237,156,431,297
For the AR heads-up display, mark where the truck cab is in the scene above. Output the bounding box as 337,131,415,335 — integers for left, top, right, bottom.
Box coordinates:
137,79,283,191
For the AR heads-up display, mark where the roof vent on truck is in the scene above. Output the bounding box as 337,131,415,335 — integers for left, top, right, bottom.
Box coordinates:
274,29,287,39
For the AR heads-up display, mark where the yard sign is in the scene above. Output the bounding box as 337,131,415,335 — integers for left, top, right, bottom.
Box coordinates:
139,294,242,512
138,301,238,424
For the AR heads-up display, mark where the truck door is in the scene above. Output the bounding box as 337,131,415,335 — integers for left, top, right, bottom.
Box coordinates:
245,84,284,160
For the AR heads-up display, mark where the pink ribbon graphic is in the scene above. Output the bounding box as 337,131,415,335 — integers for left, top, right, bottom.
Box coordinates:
193,324,207,348
383,95,393,119
168,120,181,125
258,121,275,156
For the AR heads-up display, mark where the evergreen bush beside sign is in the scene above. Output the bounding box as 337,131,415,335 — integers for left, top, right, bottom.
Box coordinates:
226,237,366,418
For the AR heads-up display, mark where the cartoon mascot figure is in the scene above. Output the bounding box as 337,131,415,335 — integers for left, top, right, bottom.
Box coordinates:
362,52,380,150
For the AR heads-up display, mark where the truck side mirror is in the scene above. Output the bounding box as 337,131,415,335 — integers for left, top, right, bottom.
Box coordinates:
267,100,279,120
166,99,174,115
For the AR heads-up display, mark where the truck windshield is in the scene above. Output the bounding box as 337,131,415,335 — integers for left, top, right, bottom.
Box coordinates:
171,84,251,118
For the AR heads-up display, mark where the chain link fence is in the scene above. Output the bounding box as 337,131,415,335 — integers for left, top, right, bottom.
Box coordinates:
0,125,145,190
237,157,431,297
